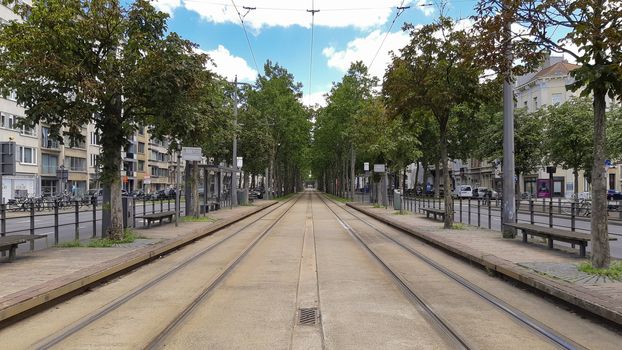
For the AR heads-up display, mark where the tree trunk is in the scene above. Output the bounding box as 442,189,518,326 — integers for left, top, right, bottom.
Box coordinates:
191,161,199,217
350,147,356,200
414,160,421,192
440,132,453,229
434,160,440,199
591,88,610,268
108,176,123,239
574,169,579,198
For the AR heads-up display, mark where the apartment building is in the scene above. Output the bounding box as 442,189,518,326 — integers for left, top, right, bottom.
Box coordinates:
0,2,175,200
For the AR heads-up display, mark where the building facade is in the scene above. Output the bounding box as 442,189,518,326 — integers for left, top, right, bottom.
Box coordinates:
0,2,176,201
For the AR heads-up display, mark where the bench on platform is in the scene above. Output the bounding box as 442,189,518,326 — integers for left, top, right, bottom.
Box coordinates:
137,211,176,228
505,222,618,257
424,208,447,221
0,235,46,262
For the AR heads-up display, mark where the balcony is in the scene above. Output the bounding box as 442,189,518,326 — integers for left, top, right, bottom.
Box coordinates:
41,139,60,150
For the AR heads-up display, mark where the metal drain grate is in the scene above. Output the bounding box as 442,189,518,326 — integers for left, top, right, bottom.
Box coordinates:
298,307,318,325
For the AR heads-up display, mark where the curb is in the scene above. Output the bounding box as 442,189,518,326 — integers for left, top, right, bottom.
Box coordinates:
346,202,622,326
0,201,278,323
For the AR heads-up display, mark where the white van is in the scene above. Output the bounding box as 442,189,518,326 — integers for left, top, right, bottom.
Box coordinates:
454,185,473,198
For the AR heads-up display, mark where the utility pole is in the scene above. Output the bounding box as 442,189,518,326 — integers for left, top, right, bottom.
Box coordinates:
231,76,239,207
502,1,516,238
175,148,181,227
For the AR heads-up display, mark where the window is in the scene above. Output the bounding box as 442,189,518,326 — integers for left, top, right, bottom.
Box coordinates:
90,154,100,167
41,154,58,174
551,93,563,105
65,156,86,171
64,135,86,149
138,142,145,154
533,96,538,110
523,100,528,108
1,112,15,129
6,90,17,101
90,131,100,145
138,160,145,171
138,127,145,135
610,174,616,190
18,146,37,165
41,127,60,149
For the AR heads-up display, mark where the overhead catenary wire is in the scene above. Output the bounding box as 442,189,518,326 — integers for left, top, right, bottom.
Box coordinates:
230,0,260,73
367,1,412,71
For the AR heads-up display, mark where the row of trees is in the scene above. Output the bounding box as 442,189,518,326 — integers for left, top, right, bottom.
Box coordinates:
312,1,622,268
0,0,311,239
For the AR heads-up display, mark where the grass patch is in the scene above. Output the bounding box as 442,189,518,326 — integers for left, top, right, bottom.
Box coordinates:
372,203,384,208
181,215,217,223
578,260,622,280
325,194,351,203
452,223,466,230
55,240,82,248
56,229,145,248
393,211,409,215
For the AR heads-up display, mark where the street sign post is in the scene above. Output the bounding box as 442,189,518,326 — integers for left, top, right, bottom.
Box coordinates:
237,156,243,168
181,147,203,161
373,164,385,173
364,162,369,172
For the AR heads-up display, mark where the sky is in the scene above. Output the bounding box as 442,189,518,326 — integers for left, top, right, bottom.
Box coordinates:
150,0,484,107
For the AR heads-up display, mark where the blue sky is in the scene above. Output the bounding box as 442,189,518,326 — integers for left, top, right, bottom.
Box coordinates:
152,1,479,106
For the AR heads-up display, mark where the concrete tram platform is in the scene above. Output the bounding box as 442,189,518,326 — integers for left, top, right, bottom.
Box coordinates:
0,200,277,323
347,202,622,327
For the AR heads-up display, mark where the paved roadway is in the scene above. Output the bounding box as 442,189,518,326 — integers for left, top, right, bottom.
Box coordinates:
4,200,187,252
1,191,619,349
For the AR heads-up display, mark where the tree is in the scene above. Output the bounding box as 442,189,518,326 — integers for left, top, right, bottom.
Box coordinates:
477,108,545,196
384,17,484,228
477,0,622,268
244,61,311,197
0,0,207,238
545,98,594,197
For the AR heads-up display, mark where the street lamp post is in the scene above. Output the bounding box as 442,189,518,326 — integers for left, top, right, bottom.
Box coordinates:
232,76,239,207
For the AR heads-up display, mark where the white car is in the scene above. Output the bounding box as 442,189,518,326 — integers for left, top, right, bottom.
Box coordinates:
454,185,473,198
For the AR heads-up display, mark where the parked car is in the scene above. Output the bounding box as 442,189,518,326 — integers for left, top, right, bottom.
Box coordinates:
607,189,622,200
474,187,498,199
454,185,473,198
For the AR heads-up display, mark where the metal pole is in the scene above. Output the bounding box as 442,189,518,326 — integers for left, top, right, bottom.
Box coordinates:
501,3,516,238
231,76,239,207
175,151,181,227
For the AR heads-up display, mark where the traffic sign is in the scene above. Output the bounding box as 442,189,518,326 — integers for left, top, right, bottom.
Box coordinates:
364,162,369,171
236,156,243,168
373,164,386,173
181,147,203,161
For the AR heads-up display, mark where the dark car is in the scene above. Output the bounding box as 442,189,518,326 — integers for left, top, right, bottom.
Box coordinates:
607,189,622,200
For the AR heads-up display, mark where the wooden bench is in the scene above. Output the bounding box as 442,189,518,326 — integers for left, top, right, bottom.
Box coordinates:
0,235,46,262
424,208,447,221
137,211,176,228
505,222,618,257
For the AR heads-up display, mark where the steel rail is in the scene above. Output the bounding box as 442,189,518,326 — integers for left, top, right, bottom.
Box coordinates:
143,193,305,349
316,193,472,350
34,196,298,350
329,195,585,350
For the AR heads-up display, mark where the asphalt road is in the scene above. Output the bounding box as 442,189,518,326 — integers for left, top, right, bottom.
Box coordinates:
4,200,189,253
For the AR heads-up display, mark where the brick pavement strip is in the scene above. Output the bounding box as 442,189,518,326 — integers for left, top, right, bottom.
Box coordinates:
0,201,277,323
346,202,622,326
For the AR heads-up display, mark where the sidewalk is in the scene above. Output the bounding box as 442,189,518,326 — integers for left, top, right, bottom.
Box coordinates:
0,200,276,323
347,202,622,326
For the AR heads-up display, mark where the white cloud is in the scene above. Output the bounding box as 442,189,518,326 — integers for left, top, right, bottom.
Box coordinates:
164,0,412,30
322,30,410,80
152,0,181,15
202,45,258,82
417,0,435,16
301,91,327,107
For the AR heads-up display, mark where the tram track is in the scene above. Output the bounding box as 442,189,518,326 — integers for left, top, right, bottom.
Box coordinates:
318,193,586,350
143,192,304,349
33,195,301,350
